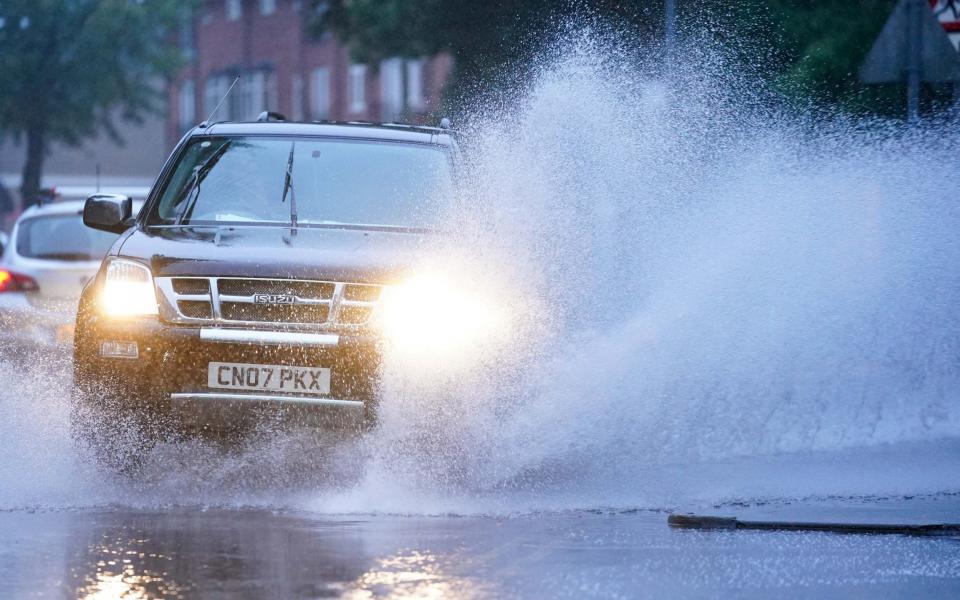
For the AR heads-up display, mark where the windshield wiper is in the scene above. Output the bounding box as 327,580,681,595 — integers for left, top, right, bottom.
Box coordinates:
176,140,232,225
280,141,298,230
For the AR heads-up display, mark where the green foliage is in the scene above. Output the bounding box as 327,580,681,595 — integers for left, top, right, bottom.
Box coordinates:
727,0,912,115
314,0,659,107
0,0,190,205
315,0,953,117
0,0,188,143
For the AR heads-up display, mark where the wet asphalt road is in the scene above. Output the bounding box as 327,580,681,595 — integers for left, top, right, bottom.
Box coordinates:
1,498,959,599
1,353,958,598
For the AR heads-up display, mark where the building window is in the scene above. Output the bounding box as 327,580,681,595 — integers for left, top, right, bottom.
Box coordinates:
178,10,195,59
240,73,256,119
406,59,425,111
380,57,426,121
260,0,276,15
291,74,304,121
348,64,366,114
380,58,403,122
204,75,233,121
266,71,278,115
311,67,330,119
240,70,276,120
178,80,196,131
226,0,242,21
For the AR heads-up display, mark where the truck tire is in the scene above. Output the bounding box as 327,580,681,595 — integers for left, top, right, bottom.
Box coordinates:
71,301,174,473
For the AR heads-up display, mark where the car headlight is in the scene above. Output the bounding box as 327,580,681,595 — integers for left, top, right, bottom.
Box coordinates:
99,258,158,317
374,275,508,360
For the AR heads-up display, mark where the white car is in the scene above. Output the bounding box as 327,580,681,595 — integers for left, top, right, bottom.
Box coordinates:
0,200,138,352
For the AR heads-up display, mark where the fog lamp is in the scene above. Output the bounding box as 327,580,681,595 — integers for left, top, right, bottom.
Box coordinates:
99,258,158,317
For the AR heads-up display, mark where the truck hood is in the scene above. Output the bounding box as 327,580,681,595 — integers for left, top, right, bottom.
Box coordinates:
119,225,434,283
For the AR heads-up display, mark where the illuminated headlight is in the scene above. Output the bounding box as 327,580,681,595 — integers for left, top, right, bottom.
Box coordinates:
374,275,508,359
99,258,158,317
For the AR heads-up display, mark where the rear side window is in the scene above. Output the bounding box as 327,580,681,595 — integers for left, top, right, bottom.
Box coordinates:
16,214,119,261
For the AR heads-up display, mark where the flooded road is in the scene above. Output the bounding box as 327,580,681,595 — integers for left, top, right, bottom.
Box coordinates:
3,31,960,599
3,348,957,598
3,498,959,599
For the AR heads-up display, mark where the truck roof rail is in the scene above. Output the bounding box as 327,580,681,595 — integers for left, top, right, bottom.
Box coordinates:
257,111,287,122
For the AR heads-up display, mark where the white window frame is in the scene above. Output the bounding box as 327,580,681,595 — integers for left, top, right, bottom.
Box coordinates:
240,72,259,120
406,59,426,111
265,71,278,115
178,11,195,59
178,80,196,131
380,58,403,121
291,74,304,121
348,64,367,114
204,75,232,121
226,0,242,21
239,70,277,120
311,67,331,120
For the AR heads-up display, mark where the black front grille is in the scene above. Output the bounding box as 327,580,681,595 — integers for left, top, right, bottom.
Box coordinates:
172,278,211,295
339,306,374,325
220,302,330,324
343,284,382,302
218,278,335,299
161,276,381,326
178,300,213,319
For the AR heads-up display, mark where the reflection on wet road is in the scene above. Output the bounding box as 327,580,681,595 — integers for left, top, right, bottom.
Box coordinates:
2,502,959,599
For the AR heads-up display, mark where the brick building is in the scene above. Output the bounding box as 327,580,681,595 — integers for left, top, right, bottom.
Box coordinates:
167,0,453,147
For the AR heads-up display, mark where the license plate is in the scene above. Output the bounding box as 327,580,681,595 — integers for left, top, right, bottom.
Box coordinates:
207,362,331,395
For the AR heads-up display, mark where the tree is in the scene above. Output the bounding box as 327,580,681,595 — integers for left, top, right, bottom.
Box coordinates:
311,0,661,112
0,0,188,208
727,0,904,114
313,0,951,118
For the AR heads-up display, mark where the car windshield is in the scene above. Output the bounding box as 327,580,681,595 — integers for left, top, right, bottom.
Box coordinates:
16,214,119,261
150,136,454,229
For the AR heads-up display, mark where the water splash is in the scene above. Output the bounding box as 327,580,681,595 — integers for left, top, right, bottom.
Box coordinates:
354,30,960,508
1,29,959,513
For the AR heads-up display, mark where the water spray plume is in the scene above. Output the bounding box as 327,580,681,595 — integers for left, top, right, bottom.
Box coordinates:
0,28,958,514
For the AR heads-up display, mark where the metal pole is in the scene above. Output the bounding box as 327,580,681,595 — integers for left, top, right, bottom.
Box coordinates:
906,0,923,121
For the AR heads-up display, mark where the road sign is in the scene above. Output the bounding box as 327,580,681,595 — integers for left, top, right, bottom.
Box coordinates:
931,0,960,49
861,0,960,120
861,0,960,84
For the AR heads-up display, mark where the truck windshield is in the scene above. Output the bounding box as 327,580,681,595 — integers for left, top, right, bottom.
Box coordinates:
16,214,119,261
150,136,454,229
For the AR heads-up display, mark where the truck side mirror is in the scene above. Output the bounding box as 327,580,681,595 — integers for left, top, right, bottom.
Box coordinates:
83,194,133,234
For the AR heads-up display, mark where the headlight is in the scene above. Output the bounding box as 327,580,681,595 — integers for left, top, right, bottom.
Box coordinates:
374,275,508,360
99,258,158,317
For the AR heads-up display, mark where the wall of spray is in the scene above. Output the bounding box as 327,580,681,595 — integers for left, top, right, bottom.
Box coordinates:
0,31,957,513
357,31,960,510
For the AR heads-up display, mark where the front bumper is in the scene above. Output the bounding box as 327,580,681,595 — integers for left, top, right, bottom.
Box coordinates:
77,315,381,418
